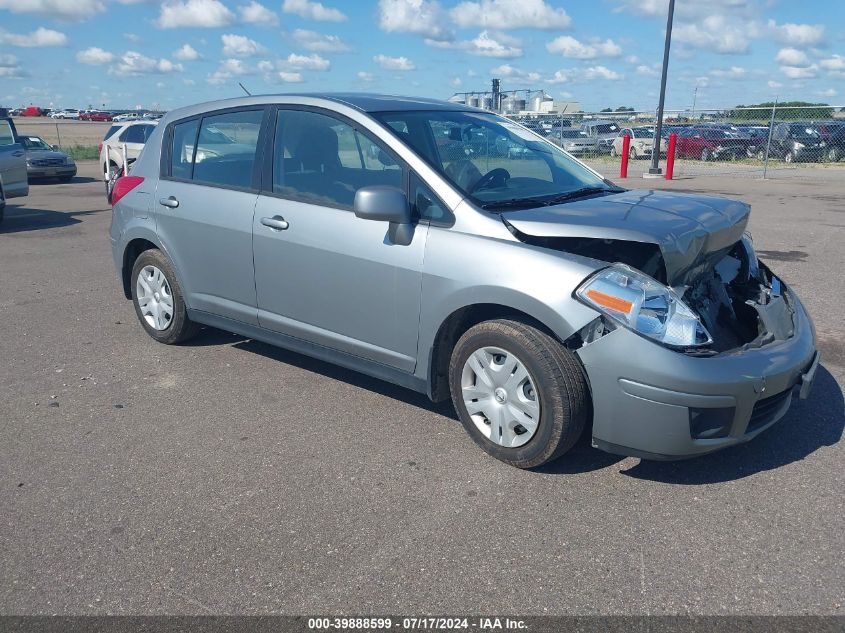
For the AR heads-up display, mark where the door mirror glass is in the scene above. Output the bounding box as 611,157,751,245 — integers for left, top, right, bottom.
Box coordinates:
354,186,411,224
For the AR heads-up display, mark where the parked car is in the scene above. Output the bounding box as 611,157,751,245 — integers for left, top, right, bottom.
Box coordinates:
580,119,620,154
9,108,23,117
765,122,825,163
99,120,158,186
20,106,44,117
50,109,80,120
815,122,845,162
19,135,76,182
113,112,141,123
675,128,752,161
80,110,113,122
108,94,818,469
611,127,667,159
547,128,597,155
0,116,29,222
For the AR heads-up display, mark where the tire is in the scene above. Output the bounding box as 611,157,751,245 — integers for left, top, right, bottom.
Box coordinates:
827,147,841,162
757,150,766,161
784,151,794,164
628,147,638,160
130,249,199,345
449,319,589,469
700,148,711,161
0,186,5,225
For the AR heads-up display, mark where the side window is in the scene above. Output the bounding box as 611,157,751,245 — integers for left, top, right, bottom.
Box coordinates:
171,119,199,180
119,125,145,143
273,109,403,210
103,125,121,141
192,109,263,189
411,173,451,224
0,120,14,145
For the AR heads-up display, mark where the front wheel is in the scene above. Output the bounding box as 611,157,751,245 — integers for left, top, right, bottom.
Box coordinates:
130,249,199,344
449,320,589,469
700,148,711,161
784,150,795,164
629,147,638,160
827,147,841,162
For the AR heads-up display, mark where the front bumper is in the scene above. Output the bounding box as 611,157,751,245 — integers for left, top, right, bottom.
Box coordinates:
576,288,818,460
27,165,77,179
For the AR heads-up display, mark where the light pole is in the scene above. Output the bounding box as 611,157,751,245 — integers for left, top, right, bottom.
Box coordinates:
691,84,698,120
648,0,676,176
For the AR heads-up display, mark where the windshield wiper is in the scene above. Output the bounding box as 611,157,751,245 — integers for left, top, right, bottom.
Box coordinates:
544,186,620,205
480,197,550,211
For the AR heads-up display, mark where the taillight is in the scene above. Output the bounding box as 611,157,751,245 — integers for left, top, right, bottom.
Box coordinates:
98,142,103,154
111,176,144,207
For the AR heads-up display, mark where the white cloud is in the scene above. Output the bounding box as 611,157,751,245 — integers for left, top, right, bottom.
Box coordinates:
768,80,783,89
426,30,522,58
492,64,540,83
282,0,346,22
774,47,809,66
0,0,105,21
546,36,621,59
635,64,657,76
76,46,114,65
239,1,279,26
173,44,201,61
284,53,330,70
0,27,68,48
124,33,142,43
709,66,747,79
674,15,753,54
277,71,303,82
373,54,415,70
357,71,375,82
0,54,24,78
157,0,235,28
781,64,818,79
581,65,622,81
222,34,266,57
545,65,622,84
451,76,462,87
818,88,837,97
820,55,845,71
451,0,571,30
291,29,350,52
768,20,825,47
111,51,184,75
378,0,451,41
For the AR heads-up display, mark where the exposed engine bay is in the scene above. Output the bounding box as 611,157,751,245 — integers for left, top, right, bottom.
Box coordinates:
511,227,795,355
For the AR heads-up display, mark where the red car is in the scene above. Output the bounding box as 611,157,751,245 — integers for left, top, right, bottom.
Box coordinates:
80,110,113,122
675,128,752,161
20,106,44,117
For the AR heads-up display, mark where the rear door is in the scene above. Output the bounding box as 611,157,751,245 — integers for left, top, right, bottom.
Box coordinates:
155,107,267,325
0,118,28,199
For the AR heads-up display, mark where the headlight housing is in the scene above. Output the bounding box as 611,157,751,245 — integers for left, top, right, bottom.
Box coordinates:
576,264,713,348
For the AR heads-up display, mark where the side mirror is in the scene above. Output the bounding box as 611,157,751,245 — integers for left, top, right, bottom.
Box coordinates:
354,186,413,245
52,144,59,150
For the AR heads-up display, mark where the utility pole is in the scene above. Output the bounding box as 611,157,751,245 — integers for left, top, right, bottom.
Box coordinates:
691,84,698,120
648,0,676,176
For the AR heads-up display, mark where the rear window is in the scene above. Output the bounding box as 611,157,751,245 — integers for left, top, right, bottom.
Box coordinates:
118,124,154,144
104,125,121,141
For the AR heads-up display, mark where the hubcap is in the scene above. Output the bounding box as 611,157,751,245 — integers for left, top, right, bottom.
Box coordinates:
136,265,174,331
461,346,540,449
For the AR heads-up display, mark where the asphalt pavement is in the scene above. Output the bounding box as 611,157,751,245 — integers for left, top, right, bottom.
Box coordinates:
1,162,842,615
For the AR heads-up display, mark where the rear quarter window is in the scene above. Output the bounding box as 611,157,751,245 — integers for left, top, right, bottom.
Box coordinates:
104,125,122,141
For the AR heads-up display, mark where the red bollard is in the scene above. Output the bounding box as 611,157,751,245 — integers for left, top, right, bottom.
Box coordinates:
620,134,630,178
665,133,677,180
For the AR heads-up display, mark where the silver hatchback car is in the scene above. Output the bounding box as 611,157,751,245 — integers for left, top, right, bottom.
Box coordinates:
109,94,819,468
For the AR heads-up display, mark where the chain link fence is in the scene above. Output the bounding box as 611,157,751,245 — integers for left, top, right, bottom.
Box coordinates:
507,105,845,182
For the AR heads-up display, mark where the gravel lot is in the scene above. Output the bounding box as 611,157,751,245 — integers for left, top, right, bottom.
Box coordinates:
1,161,842,615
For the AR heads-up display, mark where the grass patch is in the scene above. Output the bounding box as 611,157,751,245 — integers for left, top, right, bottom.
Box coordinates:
63,145,100,161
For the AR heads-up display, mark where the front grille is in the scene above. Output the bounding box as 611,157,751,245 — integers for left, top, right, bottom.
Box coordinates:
30,158,64,167
747,389,792,433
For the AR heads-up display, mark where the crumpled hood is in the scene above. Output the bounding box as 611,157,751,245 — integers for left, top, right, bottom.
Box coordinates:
504,189,750,285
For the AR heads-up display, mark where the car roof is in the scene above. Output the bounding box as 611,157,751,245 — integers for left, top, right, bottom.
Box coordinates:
163,93,476,122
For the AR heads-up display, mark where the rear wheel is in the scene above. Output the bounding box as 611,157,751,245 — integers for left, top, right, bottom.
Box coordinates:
0,185,5,224
629,147,638,160
700,148,712,161
784,150,795,164
449,319,589,469
827,147,841,162
130,249,199,344
610,146,618,158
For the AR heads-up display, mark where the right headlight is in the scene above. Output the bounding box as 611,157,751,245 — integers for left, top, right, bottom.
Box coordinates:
576,264,712,348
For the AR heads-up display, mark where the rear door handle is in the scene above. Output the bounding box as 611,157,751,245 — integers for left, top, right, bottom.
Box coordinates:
159,196,179,208
261,215,289,231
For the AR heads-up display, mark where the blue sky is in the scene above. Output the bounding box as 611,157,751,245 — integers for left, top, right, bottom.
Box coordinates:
1,0,843,112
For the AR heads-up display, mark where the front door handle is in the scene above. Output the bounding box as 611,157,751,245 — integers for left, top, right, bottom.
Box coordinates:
261,215,289,231
159,196,179,209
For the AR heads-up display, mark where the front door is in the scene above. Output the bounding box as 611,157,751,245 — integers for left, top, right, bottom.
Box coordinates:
253,108,428,372
154,108,266,325
0,118,28,199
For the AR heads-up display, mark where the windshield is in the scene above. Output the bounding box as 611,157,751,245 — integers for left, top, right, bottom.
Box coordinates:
559,129,586,139
631,128,654,138
21,136,52,150
789,124,820,138
373,110,612,210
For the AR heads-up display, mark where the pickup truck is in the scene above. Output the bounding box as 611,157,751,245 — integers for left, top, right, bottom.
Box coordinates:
0,115,29,223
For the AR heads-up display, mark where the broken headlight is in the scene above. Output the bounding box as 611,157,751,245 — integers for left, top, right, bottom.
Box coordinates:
576,264,713,348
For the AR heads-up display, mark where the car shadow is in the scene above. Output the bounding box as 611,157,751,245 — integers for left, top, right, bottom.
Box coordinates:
621,365,843,484
0,204,106,234
186,326,458,419
29,176,99,185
